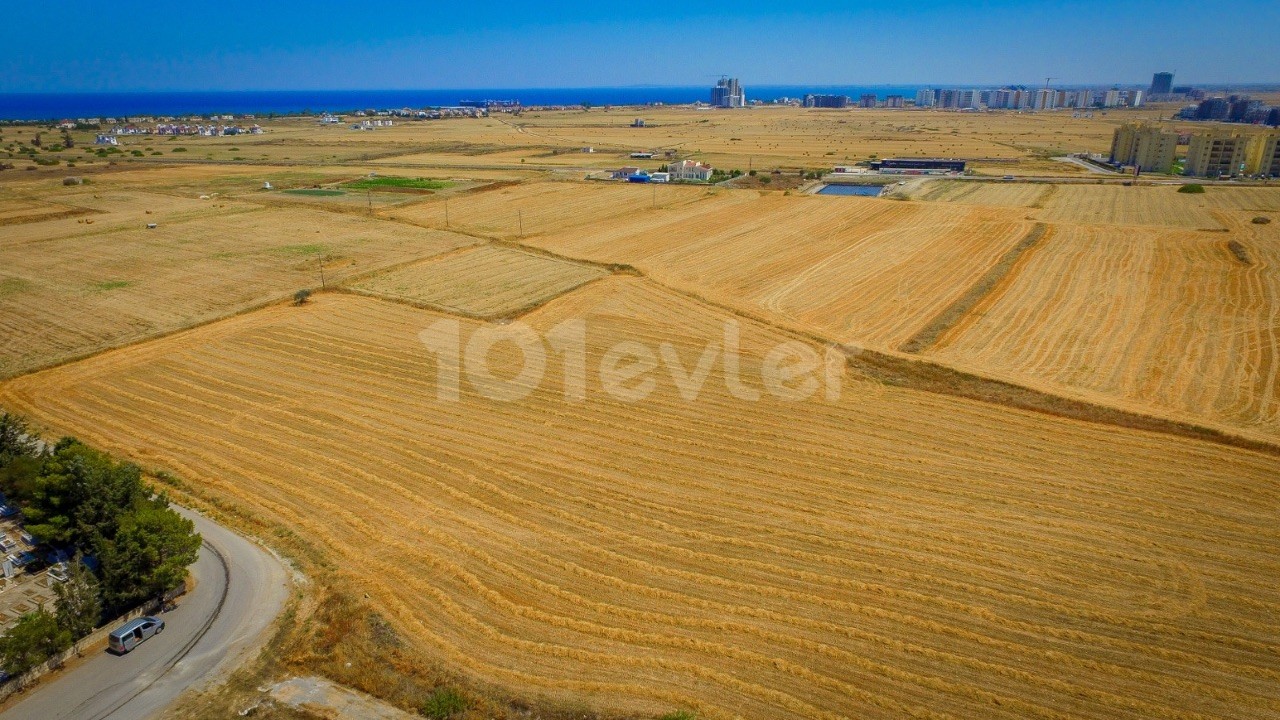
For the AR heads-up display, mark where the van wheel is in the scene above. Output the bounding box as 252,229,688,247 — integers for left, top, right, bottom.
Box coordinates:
156,624,164,634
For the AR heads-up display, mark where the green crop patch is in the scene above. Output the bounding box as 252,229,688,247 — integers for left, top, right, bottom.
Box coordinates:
342,176,453,191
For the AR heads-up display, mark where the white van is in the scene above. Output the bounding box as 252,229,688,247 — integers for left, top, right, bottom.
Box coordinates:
108,616,165,654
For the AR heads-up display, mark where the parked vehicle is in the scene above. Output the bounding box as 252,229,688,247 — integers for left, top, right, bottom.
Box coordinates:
107,616,165,654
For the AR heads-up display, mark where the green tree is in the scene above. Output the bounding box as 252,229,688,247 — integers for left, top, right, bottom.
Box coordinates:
22,439,147,548
0,610,72,676
54,560,102,639
0,411,40,461
98,503,200,610
0,413,43,507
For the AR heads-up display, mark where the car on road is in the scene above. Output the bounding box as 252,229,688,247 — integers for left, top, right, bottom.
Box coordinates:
108,616,165,654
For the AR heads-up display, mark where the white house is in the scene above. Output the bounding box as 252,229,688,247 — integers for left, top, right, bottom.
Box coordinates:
668,159,713,182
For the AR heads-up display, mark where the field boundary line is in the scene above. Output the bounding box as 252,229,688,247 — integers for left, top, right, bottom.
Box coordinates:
516,266,1280,458
899,222,1049,354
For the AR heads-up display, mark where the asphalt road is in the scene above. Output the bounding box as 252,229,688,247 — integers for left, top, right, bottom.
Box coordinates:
2,507,290,720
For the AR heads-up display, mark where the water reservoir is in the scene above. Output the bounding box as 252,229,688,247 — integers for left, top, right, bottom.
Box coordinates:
817,184,884,197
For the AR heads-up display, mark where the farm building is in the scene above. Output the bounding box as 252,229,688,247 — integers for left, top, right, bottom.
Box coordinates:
668,159,714,182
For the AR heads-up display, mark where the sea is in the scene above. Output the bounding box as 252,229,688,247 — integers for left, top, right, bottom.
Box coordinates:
0,86,926,121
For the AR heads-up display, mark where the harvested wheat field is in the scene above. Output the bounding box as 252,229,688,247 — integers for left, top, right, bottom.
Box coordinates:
1036,184,1225,228
387,180,734,239
912,180,1054,208
1194,186,1280,213
4,281,1278,720
0,206,474,377
525,193,1033,348
924,222,1280,442
348,245,608,317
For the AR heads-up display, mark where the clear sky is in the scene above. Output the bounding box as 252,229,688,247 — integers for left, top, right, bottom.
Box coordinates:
4,1,1277,92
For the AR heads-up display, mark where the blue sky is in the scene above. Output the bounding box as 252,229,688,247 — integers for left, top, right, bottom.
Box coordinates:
3,1,1276,92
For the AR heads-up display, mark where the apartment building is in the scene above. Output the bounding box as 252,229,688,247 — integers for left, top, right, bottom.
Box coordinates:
1109,123,1178,173
1249,133,1280,177
1185,130,1249,178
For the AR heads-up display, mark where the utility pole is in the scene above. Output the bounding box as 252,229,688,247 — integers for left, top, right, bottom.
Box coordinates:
366,190,372,216
518,210,523,238
652,183,656,209
318,255,327,290
444,198,450,228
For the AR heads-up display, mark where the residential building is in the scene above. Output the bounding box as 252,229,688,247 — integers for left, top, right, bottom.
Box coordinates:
611,166,641,180
914,89,936,108
711,77,746,108
1194,98,1230,120
1103,89,1122,108
1150,72,1174,97
1126,90,1144,107
1109,122,1178,173
668,159,714,182
859,94,878,108
803,94,850,109
1033,89,1057,110
1185,130,1249,177
884,95,905,109
1248,133,1280,177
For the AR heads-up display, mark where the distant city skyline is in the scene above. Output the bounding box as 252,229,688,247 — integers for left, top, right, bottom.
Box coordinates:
2,1,1276,93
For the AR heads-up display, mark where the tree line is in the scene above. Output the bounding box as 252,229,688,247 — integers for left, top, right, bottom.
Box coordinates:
0,412,200,676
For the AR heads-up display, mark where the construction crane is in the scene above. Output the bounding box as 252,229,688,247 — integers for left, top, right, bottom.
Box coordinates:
1044,76,1058,89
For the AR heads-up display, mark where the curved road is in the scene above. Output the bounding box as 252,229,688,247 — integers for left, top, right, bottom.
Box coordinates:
2,507,290,720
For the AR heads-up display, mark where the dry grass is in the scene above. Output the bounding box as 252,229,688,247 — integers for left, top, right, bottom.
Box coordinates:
3,284,1278,720
1035,184,1225,228
386,180,730,240
349,245,608,317
523,192,1032,348
913,180,1053,207
926,222,1280,442
0,201,475,377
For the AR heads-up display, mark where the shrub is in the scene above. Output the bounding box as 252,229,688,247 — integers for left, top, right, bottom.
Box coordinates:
63,176,82,186
293,289,312,305
1252,216,1271,224
659,713,697,720
1178,184,1205,194
420,687,467,719
171,147,187,153
0,610,72,676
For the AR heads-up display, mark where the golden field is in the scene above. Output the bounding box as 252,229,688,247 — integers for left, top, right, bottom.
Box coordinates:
0,179,475,377
3,107,1280,720
5,104,1171,177
349,245,608,317
3,284,1279,720
924,217,1280,441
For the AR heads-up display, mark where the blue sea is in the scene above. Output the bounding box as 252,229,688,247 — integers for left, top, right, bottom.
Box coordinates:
0,86,925,121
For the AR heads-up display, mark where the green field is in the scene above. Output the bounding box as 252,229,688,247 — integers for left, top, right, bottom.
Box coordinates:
342,176,453,191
